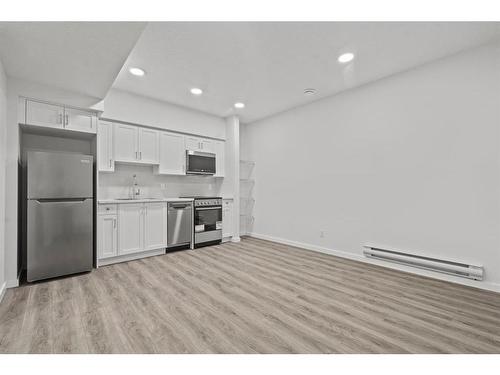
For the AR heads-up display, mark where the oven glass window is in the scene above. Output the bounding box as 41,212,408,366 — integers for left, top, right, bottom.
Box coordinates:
188,154,216,174
195,208,222,232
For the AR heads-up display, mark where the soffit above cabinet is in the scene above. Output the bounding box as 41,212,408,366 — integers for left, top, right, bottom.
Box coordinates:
0,22,147,98
112,22,500,123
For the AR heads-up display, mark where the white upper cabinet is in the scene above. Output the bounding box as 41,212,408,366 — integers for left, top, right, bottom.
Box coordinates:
114,123,139,162
138,128,159,163
65,107,97,133
98,121,114,172
24,99,97,134
155,131,186,175
25,100,64,129
144,202,167,250
214,140,225,177
185,136,215,153
117,203,144,255
113,123,159,165
185,136,201,151
200,139,214,153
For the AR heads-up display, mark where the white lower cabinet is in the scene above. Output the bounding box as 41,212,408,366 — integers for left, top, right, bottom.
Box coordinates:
98,202,168,265
222,199,234,239
144,202,167,250
117,203,145,255
97,214,118,259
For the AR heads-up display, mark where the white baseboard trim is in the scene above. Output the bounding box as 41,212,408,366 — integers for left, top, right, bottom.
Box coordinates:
231,236,241,243
6,278,19,289
97,248,165,267
0,281,6,304
248,232,500,293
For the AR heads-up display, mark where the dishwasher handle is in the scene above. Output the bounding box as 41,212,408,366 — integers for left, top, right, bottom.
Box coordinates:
168,203,192,210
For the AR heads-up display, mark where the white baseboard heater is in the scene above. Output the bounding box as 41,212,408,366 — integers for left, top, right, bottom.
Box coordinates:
363,244,484,281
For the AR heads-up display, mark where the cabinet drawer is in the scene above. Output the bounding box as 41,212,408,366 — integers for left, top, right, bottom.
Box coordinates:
98,204,117,215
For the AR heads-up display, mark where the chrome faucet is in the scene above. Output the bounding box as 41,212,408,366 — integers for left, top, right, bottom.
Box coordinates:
132,174,141,199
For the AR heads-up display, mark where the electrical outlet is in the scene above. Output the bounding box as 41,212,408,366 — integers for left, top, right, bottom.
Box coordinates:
160,183,166,189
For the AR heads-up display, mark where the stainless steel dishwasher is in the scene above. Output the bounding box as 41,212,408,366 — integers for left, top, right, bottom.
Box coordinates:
167,201,193,248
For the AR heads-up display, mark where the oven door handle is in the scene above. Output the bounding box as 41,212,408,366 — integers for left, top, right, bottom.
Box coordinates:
196,207,222,211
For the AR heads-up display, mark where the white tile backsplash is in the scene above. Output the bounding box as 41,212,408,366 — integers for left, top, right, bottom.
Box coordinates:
98,163,222,199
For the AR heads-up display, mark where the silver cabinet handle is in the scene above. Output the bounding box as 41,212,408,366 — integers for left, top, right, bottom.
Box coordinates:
109,159,112,168
58,113,63,124
65,114,69,126
113,218,117,228
140,151,142,160
135,151,138,159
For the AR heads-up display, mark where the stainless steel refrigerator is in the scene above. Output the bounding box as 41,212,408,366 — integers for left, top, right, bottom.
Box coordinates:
26,151,93,282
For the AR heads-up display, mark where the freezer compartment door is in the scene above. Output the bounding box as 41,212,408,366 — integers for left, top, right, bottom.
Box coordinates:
27,151,93,199
27,198,93,282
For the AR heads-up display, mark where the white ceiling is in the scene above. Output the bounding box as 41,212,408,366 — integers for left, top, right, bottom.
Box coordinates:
113,22,500,123
0,22,146,98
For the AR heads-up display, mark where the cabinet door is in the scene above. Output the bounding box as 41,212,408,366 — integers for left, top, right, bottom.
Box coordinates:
185,137,201,151
65,108,97,133
144,203,167,250
200,139,215,153
222,200,233,238
158,132,186,175
98,215,117,259
138,128,159,163
98,121,114,172
118,203,144,255
25,100,64,129
214,140,225,177
114,123,138,162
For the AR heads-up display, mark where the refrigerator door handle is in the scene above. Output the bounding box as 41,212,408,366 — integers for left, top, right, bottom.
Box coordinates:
35,198,88,203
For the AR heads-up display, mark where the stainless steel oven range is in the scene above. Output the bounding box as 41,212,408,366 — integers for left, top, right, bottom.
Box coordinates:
180,196,222,248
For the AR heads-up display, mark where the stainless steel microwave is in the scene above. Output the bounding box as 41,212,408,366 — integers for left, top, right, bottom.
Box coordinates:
186,150,216,175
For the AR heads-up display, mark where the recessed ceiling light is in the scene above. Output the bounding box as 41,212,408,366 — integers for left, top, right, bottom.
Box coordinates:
190,88,203,95
129,67,145,76
338,52,355,63
304,88,316,95
234,102,245,109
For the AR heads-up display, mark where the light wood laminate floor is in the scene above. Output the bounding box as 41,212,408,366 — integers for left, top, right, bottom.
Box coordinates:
1,237,500,353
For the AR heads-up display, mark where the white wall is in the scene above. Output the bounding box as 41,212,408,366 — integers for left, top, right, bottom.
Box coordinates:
4,77,102,286
0,58,7,298
241,42,500,290
99,164,223,199
103,89,226,139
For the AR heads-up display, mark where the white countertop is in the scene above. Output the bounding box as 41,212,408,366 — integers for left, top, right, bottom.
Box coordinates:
98,197,194,204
